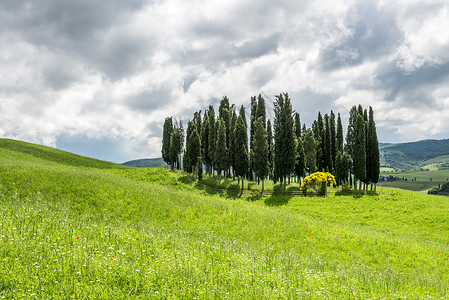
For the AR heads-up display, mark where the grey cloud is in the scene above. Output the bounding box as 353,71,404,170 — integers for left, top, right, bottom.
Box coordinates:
127,89,174,112
318,1,401,70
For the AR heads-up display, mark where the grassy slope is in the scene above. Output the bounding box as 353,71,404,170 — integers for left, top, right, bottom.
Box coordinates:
1,139,449,298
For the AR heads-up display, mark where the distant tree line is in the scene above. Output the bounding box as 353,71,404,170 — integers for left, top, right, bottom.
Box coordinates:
162,94,380,191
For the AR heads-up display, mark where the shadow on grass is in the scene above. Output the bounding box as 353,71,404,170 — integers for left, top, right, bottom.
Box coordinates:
335,189,379,198
264,195,293,206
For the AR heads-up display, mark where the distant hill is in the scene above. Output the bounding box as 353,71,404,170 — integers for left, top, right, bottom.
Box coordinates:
122,158,167,168
380,139,449,172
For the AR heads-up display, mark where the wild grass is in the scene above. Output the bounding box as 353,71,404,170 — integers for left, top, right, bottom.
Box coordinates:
1,139,449,298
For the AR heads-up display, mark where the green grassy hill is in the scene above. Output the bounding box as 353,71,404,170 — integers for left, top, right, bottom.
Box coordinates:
1,138,449,298
380,139,449,172
122,157,168,168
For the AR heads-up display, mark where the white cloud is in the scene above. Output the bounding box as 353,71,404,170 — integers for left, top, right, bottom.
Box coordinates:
1,0,449,162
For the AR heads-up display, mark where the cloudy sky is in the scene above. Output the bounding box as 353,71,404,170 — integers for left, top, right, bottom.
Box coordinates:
1,0,449,163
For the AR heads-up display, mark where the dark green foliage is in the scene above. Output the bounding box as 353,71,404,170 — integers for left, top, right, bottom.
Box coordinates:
354,114,366,189
229,107,237,177
295,136,306,183
198,159,203,181
234,107,249,189
345,106,357,161
252,117,269,191
169,129,181,169
428,182,449,195
214,118,228,179
303,129,317,174
324,114,333,173
294,112,301,140
162,117,173,166
273,93,296,190
256,94,266,129
267,119,274,178
219,96,231,158
316,112,325,171
202,111,210,168
208,106,216,173
330,111,336,171
368,106,380,185
186,126,201,173
249,96,257,180
336,113,344,153
336,151,349,185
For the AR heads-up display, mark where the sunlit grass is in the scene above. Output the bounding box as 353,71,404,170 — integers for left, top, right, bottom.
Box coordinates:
1,138,449,298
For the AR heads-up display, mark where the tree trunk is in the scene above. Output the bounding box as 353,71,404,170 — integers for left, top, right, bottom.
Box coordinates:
218,172,221,185
374,183,377,192
242,177,244,191
284,176,287,191
370,182,373,191
238,176,240,185
288,176,291,184
261,179,264,196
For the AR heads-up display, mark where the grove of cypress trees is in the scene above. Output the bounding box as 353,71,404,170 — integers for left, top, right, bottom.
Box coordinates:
330,110,336,172
324,114,333,173
336,113,344,153
249,96,257,180
202,111,210,173
188,127,201,176
229,107,237,179
303,129,317,174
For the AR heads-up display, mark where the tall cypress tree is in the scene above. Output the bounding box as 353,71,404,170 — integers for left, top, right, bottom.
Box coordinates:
267,119,274,179
229,107,237,179
215,118,228,185
336,113,344,153
274,93,296,191
295,136,306,185
354,114,366,190
188,127,201,176
256,94,266,129
294,112,301,140
368,106,380,191
345,105,358,186
202,111,210,173
218,97,230,174
303,129,317,174
235,106,249,191
162,117,173,167
208,106,216,176
252,116,269,194
324,114,333,173
330,110,336,172
249,96,257,180
316,112,325,171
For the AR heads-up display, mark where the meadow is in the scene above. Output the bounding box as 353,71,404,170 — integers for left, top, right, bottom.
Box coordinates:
1,139,449,299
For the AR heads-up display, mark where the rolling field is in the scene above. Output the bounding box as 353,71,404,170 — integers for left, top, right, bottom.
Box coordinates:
1,139,449,298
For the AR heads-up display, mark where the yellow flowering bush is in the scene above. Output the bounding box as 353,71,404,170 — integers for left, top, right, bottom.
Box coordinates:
300,172,336,195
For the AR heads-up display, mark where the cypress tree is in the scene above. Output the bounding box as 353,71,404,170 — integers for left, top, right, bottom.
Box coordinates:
256,94,266,129
169,127,182,170
345,105,358,186
249,96,257,180
202,111,210,173
330,110,336,172
294,112,301,140
368,106,380,191
354,114,366,190
162,117,173,167
336,113,344,153
229,107,237,179
183,121,195,173
324,114,333,173
303,129,317,174
188,127,201,176
316,112,325,171
215,118,228,185
295,136,306,185
208,106,216,176
234,106,249,191
267,119,274,179
219,97,230,174
273,93,296,191
252,116,269,194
